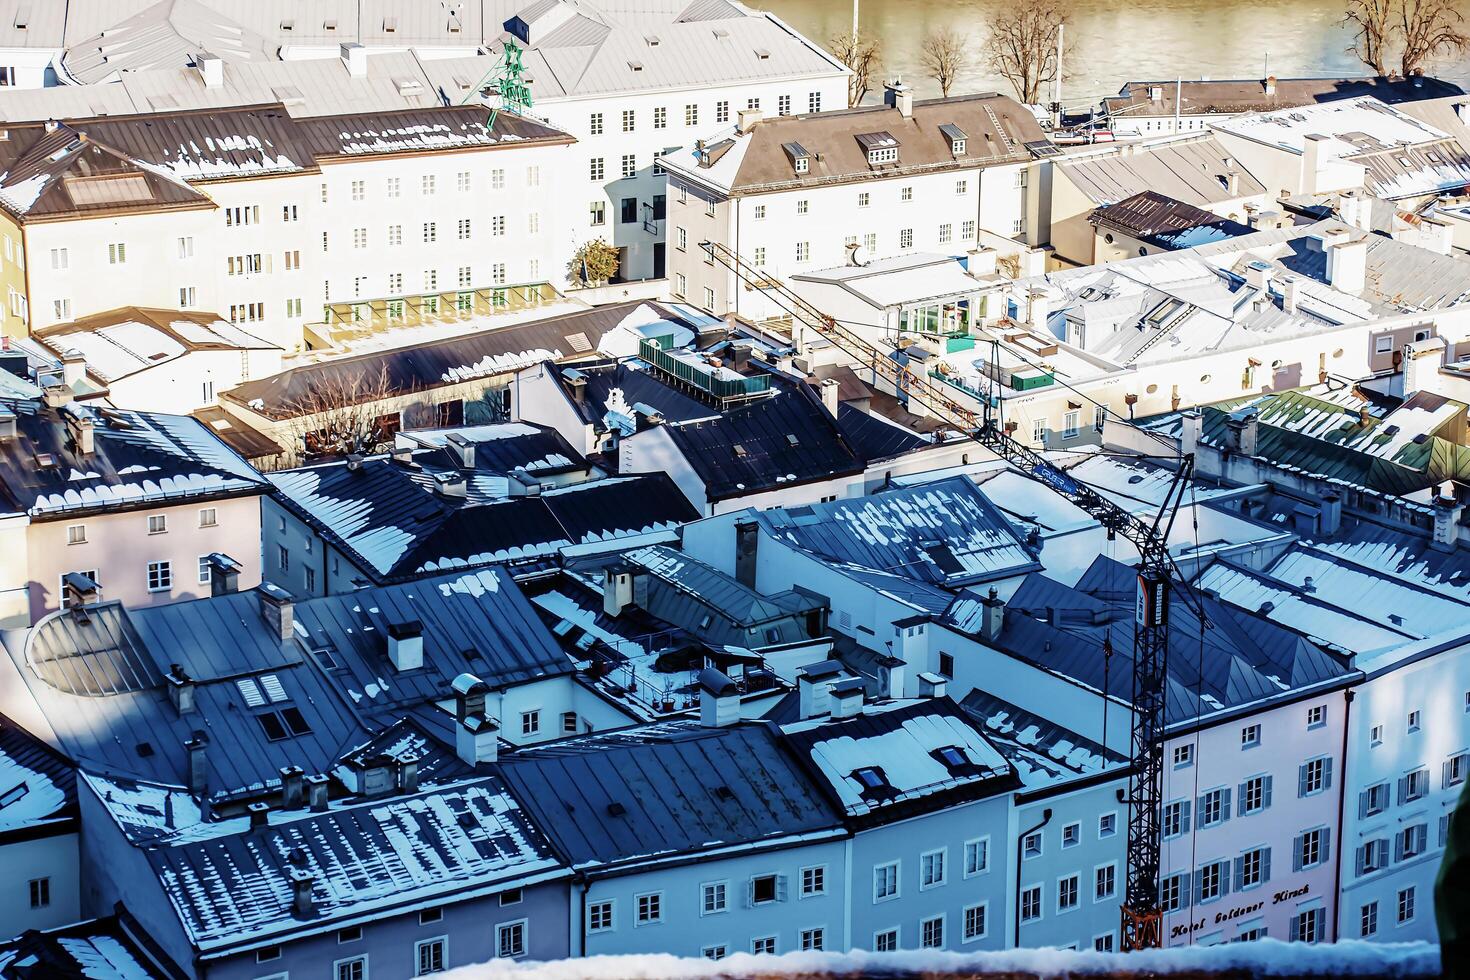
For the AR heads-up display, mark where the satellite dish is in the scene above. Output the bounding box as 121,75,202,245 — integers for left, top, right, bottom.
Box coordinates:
847,243,868,267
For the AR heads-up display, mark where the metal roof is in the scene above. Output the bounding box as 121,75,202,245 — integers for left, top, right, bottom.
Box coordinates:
961,689,1126,789
0,717,77,838
0,912,187,979
1089,190,1255,246
759,474,1042,589
1058,135,1267,208
624,544,823,637
497,719,843,867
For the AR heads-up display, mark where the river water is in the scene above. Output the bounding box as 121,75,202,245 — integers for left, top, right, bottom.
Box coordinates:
764,0,1470,105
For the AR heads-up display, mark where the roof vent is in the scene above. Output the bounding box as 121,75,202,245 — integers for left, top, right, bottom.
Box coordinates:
607,801,627,816
628,60,643,72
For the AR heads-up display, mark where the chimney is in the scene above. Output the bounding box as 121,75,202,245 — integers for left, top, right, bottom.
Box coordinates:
697,667,740,728
737,107,763,133
453,673,500,765
1224,170,1240,196
290,869,316,918
445,433,475,469
1245,260,1273,295
248,800,270,829
734,520,759,588
1027,288,1050,329
1180,410,1202,460
1281,276,1301,315
829,677,864,719
166,664,196,715
1319,492,1342,536
1433,481,1463,552
820,378,840,418
386,619,424,672
979,587,1005,643
340,42,367,78
63,405,94,455
279,766,305,809
884,79,913,118
602,565,635,617
966,247,998,280
63,571,99,615
207,553,241,596
1225,406,1259,456
562,368,588,405
916,671,947,699
1149,85,1164,103
61,348,85,386
431,470,467,499
258,583,295,642
42,384,72,409
345,453,364,472
399,752,421,794
359,756,396,798
1327,239,1368,294
1264,75,1277,97
1301,133,1328,195
185,732,208,796
796,660,843,719
728,342,752,374
306,773,330,812
43,118,57,133
875,655,905,700
196,52,223,88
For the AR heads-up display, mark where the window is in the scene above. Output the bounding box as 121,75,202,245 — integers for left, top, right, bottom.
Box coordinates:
873,929,897,952
1198,860,1226,902
147,561,172,592
338,927,362,943
753,246,766,265
420,908,443,925
1402,767,1430,803
920,915,944,948
388,225,402,247
653,107,667,129
1307,705,1326,729
1398,886,1416,923
1242,724,1261,748
753,203,767,220
920,849,945,888
1360,837,1390,875
676,227,687,251
257,947,282,963
964,838,988,876
809,91,822,112
1448,752,1470,788
796,198,809,215
588,900,614,932
702,945,727,961
197,556,211,585
716,100,730,123
1099,813,1117,837
1241,774,1271,814
1164,799,1191,838
1297,828,1328,870
622,109,635,131
874,862,899,901
416,937,446,975
458,219,472,239
636,892,662,924
497,920,526,958
621,154,636,178
561,711,578,734
590,201,606,225
1032,419,1046,445
353,227,368,249
1063,410,1080,438
1200,787,1231,827
50,247,67,269
590,158,605,181
900,186,913,202
1062,822,1081,847
684,104,699,126
1238,847,1267,889
1375,335,1394,354
1022,830,1042,858
494,169,508,190
423,222,437,243
620,198,638,224
180,287,197,308
66,525,86,545
422,175,436,196
1371,724,1384,746
108,242,126,264
1057,874,1079,911
899,228,914,249
1020,885,1042,922
1361,901,1379,937
702,286,715,310
351,179,365,201
1299,757,1331,796
751,873,779,905
1096,864,1117,900
1292,907,1324,944
458,171,471,193
589,112,603,135
799,928,824,951
962,219,976,240
963,903,987,941
1161,873,1185,912
28,877,49,909
702,881,727,914
386,177,401,198
938,223,952,244
857,191,871,208
1094,933,1116,952
1408,709,1423,733
520,710,541,737
795,242,810,262
752,936,777,955
336,956,367,980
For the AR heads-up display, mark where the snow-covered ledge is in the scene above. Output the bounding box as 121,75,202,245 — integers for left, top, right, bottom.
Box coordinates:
446,940,1438,978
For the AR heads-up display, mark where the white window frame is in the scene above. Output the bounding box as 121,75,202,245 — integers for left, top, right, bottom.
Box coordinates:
919,848,946,890
587,898,615,933
415,936,447,976
962,902,988,942
963,837,989,877
700,880,728,916
873,861,900,902
333,954,368,980
496,919,527,959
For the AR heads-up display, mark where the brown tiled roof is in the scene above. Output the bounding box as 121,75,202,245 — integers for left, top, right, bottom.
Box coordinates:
728,93,1046,193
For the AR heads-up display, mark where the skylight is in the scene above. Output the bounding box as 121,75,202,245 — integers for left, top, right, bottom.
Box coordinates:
852,766,888,790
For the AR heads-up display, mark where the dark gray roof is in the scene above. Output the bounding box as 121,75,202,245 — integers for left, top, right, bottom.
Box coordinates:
496,720,842,867
0,717,77,840
759,475,1041,589
224,302,709,421
835,402,928,462
0,912,187,979
961,689,1126,786
944,556,1356,727
0,395,267,519
1089,190,1255,249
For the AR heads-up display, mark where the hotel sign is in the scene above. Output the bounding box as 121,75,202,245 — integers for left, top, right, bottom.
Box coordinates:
1168,883,1310,940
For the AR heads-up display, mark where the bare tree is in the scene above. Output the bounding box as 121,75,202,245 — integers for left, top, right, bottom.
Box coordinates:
1344,0,1395,73
1399,0,1469,75
279,365,398,465
830,31,882,107
920,28,971,98
985,0,1063,105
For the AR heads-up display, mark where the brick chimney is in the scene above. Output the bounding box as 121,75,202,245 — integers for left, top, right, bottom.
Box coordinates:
258,583,295,642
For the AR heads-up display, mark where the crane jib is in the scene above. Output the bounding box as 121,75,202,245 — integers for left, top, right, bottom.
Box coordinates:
1033,461,1079,496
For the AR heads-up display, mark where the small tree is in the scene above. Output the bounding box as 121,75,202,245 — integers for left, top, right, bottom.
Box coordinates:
830,30,882,107
1398,0,1469,76
571,238,620,286
1344,0,1395,73
985,0,1063,106
280,365,397,465
920,28,971,98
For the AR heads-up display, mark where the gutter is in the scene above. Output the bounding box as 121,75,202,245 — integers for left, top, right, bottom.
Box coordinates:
1330,687,1355,942
1013,806,1052,948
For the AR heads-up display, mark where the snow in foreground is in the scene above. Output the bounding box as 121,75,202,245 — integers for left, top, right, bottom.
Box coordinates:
444,940,1439,978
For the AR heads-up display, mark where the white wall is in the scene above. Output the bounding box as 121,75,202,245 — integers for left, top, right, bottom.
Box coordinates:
0,831,79,933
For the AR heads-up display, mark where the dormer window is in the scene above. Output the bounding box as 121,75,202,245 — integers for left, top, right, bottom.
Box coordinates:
856,131,899,166
852,767,888,790
933,745,967,768
940,123,968,157
782,141,811,176
795,157,809,173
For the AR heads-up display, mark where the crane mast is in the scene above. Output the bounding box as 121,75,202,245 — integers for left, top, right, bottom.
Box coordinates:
701,241,1193,950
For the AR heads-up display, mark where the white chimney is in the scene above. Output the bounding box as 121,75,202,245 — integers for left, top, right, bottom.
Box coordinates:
797,660,843,719
386,620,424,672
829,677,864,719
196,52,223,88
737,108,763,134
1433,481,1464,552
1180,409,1202,460
876,655,906,700
979,588,1005,643
884,80,913,118
916,671,947,699
1301,133,1329,195
967,248,998,280
820,378,840,417
61,348,85,386
698,668,740,728
1245,260,1273,295
1327,239,1368,294
1281,276,1301,314
1264,75,1277,97
452,673,500,764
1027,288,1050,329
603,566,635,617
445,433,475,468
1149,85,1164,103
341,42,368,78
